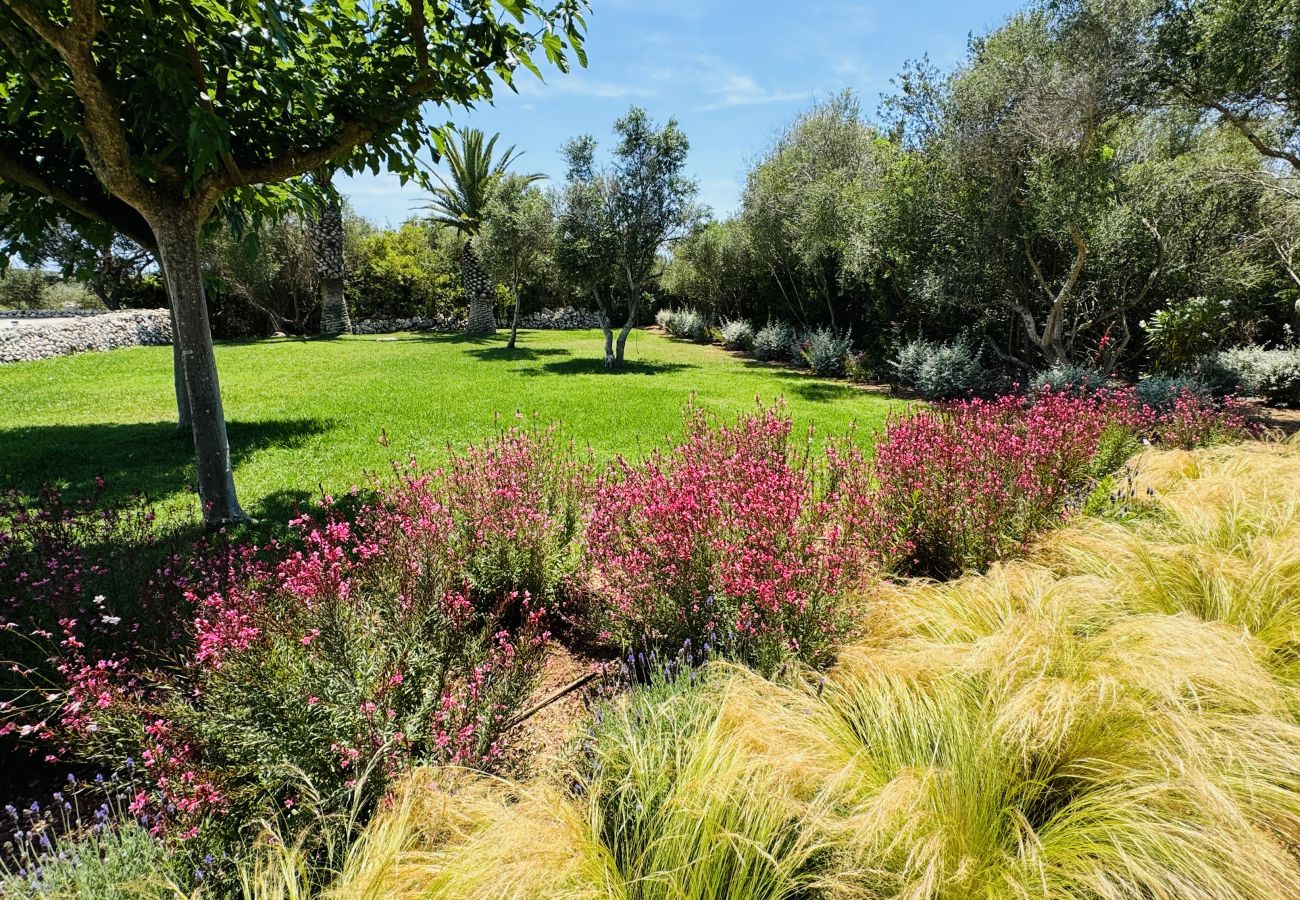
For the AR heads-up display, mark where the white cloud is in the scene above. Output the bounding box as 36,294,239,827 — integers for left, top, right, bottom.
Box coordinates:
515,74,658,101
695,73,808,111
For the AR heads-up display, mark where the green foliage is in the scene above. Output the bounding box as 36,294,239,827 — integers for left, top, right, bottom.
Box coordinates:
346,219,461,321
799,326,852,377
478,176,556,299
1144,295,1252,371
1217,345,1300,405
892,336,989,399
201,216,320,337
661,221,752,318
424,130,543,239
0,268,98,310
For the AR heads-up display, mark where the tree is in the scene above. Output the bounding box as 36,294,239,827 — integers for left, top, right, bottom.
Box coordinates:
555,136,620,365
311,169,350,337
1149,0,1300,173
424,128,543,335
557,108,699,367
662,220,753,322
479,174,554,349
741,91,884,330
0,0,586,524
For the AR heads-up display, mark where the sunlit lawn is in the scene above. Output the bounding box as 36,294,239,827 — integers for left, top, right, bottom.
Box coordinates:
0,328,900,523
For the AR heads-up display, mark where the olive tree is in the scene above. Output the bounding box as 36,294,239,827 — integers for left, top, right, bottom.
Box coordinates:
0,0,586,523
556,108,699,368
479,174,554,349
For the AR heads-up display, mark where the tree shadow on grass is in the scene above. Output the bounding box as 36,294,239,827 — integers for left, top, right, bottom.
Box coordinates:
740,363,872,403
0,417,332,514
467,345,573,362
527,357,697,377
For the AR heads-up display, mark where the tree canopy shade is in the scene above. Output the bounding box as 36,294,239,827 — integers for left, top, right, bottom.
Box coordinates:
0,0,587,524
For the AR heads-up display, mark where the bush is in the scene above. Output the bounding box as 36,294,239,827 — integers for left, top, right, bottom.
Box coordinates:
581,405,860,671
0,484,193,761
1189,354,1245,398
436,423,593,611
752,322,796,363
718,318,754,351
864,387,1251,577
1135,374,1209,412
1216,346,1300,405
1031,363,1111,397
891,336,989,400
654,308,675,331
845,351,874,383
12,429,595,850
660,308,711,343
799,327,851,377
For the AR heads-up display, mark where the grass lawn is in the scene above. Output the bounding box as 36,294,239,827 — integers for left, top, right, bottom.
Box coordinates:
0,328,900,522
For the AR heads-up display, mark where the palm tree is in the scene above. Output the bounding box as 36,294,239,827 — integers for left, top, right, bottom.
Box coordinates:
424,128,542,334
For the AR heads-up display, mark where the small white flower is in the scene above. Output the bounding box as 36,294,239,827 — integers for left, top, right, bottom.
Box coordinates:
101,615,121,626
92,595,106,606
44,693,60,702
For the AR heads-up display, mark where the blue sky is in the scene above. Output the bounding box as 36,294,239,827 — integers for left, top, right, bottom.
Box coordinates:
339,0,1018,225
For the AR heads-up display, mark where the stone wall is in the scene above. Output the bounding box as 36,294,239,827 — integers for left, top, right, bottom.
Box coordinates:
352,306,603,335
515,307,603,329
0,307,109,319
0,309,172,364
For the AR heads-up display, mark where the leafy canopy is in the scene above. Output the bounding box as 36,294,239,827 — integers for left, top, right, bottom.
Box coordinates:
0,0,586,252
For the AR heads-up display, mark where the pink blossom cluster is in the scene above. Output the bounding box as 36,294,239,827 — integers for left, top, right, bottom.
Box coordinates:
583,404,856,668
865,386,1250,575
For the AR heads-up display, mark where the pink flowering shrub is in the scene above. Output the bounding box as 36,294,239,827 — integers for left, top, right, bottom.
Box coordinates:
0,483,192,760
865,386,1252,577
438,421,594,616
582,404,865,670
60,496,551,843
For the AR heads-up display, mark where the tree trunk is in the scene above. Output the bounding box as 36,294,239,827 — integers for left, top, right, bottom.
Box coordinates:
462,239,497,334
615,268,639,366
157,257,192,433
507,275,522,350
150,212,246,525
592,285,615,368
311,171,351,337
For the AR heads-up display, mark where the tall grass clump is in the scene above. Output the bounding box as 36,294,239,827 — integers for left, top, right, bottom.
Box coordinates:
300,665,835,900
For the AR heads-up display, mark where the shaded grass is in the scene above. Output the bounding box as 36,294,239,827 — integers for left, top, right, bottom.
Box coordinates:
0,330,898,522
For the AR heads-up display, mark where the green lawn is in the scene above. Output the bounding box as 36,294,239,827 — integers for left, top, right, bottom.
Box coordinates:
0,329,899,522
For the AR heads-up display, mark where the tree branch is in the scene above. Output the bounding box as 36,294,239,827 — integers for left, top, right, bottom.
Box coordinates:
1208,99,1300,173
0,152,153,246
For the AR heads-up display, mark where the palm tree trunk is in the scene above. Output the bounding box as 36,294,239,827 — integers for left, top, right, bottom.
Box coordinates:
311,170,351,337
462,239,497,334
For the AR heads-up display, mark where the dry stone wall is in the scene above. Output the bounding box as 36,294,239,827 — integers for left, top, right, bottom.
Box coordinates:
0,309,172,364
